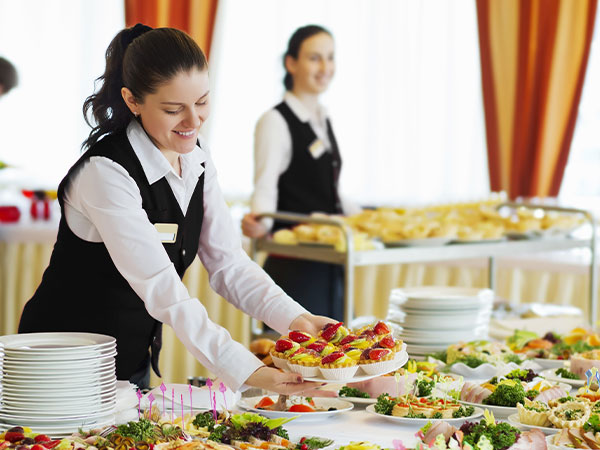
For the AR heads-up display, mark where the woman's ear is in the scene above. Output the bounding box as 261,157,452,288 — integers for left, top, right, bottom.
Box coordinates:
121,87,139,115
284,55,297,76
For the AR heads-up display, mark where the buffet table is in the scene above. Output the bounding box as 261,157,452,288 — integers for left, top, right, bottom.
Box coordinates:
1,213,597,385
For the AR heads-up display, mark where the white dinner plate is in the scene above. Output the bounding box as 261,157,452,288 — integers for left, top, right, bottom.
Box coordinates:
401,314,491,329
1,364,115,378
1,367,115,380
0,403,115,421
0,333,115,351
0,415,115,436
1,388,116,403
1,357,115,370
1,349,116,362
507,413,557,435
390,287,494,309
1,377,116,391
458,400,515,418
451,238,506,244
365,404,484,425
237,396,353,422
336,396,376,405
534,359,566,370
540,369,584,387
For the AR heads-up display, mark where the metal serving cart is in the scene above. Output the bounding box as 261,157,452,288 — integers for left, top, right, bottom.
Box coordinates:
250,203,597,331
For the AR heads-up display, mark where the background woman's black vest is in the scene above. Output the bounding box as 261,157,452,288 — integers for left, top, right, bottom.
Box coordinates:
19,130,204,380
273,101,343,230
263,102,344,320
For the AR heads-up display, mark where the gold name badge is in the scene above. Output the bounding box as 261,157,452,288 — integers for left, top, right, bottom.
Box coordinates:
154,223,178,243
308,139,326,158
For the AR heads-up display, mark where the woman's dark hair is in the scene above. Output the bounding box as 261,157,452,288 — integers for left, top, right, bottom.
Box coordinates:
82,25,207,150
283,24,332,91
0,57,18,94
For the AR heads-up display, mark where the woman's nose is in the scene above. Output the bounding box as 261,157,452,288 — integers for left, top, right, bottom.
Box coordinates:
184,108,202,128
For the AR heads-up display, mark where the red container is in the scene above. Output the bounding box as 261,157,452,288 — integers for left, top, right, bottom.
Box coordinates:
0,206,21,223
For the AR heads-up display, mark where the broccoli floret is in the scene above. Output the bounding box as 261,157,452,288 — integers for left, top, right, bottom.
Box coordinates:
452,406,475,418
374,393,396,416
503,354,523,365
338,386,370,398
461,421,520,450
275,427,289,439
417,379,435,397
431,412,443,419
208,424,228,442
555,368,579,380
455,355,487,368
483,382,526,407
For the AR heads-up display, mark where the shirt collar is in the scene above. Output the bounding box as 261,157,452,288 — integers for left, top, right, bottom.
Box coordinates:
126,120,207,184
283,91,327,124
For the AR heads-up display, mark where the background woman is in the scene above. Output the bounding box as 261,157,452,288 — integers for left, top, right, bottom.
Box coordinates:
18,24,332,392
242,25,360,321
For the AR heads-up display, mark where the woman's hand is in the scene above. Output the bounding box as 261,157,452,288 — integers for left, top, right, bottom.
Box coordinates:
245,366,321,394
242,213,268,238
289,313,337,337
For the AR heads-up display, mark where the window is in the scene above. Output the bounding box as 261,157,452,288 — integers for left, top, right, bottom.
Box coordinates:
207,0,489,205
0,0,124,188
560,6,600,200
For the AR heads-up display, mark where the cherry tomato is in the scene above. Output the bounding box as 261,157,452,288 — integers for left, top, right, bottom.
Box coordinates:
288,404,315,413
34,435,51,444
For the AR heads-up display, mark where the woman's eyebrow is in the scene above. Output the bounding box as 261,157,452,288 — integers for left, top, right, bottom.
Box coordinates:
160,92,210,105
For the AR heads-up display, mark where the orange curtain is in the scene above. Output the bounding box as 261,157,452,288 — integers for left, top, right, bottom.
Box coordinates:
125,0,219,59
477,0,597,198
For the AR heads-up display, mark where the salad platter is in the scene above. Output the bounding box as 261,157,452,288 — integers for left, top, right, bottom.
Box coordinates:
365,404,484,426
237,396,353,422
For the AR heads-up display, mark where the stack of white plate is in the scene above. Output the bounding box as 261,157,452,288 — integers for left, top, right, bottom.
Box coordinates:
0,332,117,436
387,287,494,356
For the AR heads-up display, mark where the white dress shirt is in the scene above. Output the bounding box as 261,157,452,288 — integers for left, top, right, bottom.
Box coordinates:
63,120,307,391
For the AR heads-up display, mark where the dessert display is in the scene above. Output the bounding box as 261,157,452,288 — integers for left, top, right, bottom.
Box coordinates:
269,321,406,381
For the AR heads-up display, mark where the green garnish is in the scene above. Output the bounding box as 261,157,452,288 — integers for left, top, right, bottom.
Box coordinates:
296,437,334,450
416,379,435,397
555,368,579,380
111,418,157,442
374,394,396,416
192,411,216,431
483,381,526,407
452,406,475,418
338,386,370,399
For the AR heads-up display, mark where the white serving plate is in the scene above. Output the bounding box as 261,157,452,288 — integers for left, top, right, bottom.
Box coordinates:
540,369,584,387
0,404,115,422
507,413,557,435
458,400,515,418
1,368,116,382
237,396,353,422
0,414,115,435
365,404,484,425
1,388,116,403
1,364,115,377
0,400,115,418
1,377,116,391
0,333,115,352
1,357,115,370
534,358,566,370
401,314,491,329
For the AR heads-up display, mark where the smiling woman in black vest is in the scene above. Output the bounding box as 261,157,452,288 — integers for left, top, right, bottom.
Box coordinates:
242,25,361,321
18,24,334,392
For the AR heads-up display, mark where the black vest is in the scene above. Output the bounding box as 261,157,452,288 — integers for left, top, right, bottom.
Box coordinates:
19,130,204,380
273,102,343,231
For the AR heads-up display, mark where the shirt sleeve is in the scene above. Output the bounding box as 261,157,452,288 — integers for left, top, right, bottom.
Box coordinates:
250,110,292,230
66,157,305,391
197,145,308,331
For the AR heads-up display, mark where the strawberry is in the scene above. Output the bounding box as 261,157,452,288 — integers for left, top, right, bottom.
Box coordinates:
44,441,63,449
34,435,51,444
360,348,371,360
360,329,376,339
307,341,327,352
379,335,396,349
4,432,25,443
291,347,306,357
340,334,357,346
289,330,312,343
320,322,343,341
321,351,344,365
369,348,391,361
31,445,46,450
373,321,391,335
274,338,294,352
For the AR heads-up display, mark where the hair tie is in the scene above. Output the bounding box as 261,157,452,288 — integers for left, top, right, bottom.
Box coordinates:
121,23,153,50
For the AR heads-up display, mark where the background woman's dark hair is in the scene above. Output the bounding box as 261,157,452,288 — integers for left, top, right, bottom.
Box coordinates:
283,24,332,91
82,26,207,150
0,57,18,94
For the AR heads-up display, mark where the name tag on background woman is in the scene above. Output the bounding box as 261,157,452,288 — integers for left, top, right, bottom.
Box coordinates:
308,139,326,159
154,223,178,243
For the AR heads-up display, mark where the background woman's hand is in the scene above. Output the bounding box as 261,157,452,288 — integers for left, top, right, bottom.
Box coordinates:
242,213,268,238
289,313,337,337
245,366,322,394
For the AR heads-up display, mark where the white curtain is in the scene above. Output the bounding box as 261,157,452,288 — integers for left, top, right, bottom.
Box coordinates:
0,0,125,188
206,0,489,206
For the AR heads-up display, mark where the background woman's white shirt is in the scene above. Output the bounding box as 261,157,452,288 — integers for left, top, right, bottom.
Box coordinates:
251,91,361,228
63,120,307,390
